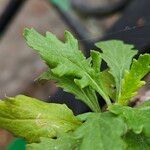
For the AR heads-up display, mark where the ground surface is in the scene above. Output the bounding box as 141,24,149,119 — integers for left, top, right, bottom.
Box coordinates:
0,0,67,100
0,0,67,148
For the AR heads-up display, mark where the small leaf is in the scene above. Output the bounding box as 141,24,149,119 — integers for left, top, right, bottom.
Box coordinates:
99,70,116,100
96,40,137,100
90,50,102,73
108,101,150,137
118,54,150,105
0,95,81,143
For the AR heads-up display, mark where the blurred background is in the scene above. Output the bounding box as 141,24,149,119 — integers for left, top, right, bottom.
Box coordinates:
0,0,150,149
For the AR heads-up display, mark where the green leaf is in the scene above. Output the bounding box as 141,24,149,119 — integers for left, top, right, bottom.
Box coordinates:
118,54,150,105
108,101,150,137
38,70,101,112
0,95,81,143
74,112,126,150
23,28,90,77
27,112,126,150
96,40,137,100
123,131,150,150
90,50,102,73
76,112,94,121
26,134,79,150
24,28,111,107
99,69,116,100
38,69,115,111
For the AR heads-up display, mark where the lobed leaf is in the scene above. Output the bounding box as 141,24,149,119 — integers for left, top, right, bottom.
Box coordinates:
24,28,112,108
99,69,116,100
90,50,102,73
108,101,150,137
38,69,100,112
96,40,137,100
118,54,150,105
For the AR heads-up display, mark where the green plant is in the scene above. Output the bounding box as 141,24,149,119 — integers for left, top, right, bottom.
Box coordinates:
0,28,150,150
